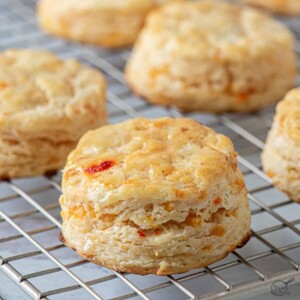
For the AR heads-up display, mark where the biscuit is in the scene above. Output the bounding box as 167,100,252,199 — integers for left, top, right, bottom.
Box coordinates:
262,88,300,203
38,0,183,48
125,0,297,113
243,0,300,15
0,49,107,179
60,117,251,275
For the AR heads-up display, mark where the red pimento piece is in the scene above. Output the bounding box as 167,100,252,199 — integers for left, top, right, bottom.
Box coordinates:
213,197,222,205
85,160,115,175
137,230,146,238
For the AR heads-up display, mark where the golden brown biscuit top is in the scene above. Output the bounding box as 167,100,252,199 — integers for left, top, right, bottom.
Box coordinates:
140,0,294,59
276,88,300,145
62,118,241,208
0,49,105,139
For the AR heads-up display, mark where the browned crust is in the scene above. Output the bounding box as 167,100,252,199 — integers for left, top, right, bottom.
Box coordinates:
59,230,252,276
59,231,66,243
44,169,59,177
238,230,252,248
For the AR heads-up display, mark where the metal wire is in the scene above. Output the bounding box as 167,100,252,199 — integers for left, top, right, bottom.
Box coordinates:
0,0,300,299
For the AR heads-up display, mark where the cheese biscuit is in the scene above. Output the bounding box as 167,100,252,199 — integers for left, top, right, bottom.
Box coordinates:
60,117,251,275
126,0,297,112
0,49,107,178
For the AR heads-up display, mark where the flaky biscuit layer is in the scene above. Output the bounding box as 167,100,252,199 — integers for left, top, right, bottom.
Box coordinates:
61,117,251,275
0,138,76,179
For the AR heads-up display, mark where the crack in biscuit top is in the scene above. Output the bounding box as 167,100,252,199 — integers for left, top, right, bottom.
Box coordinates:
62,118,242,208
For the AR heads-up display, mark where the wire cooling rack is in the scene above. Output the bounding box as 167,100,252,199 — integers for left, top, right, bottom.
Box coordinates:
1,0,300,299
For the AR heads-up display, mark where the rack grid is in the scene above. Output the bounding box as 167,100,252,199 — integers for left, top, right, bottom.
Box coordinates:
0,0,300,299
